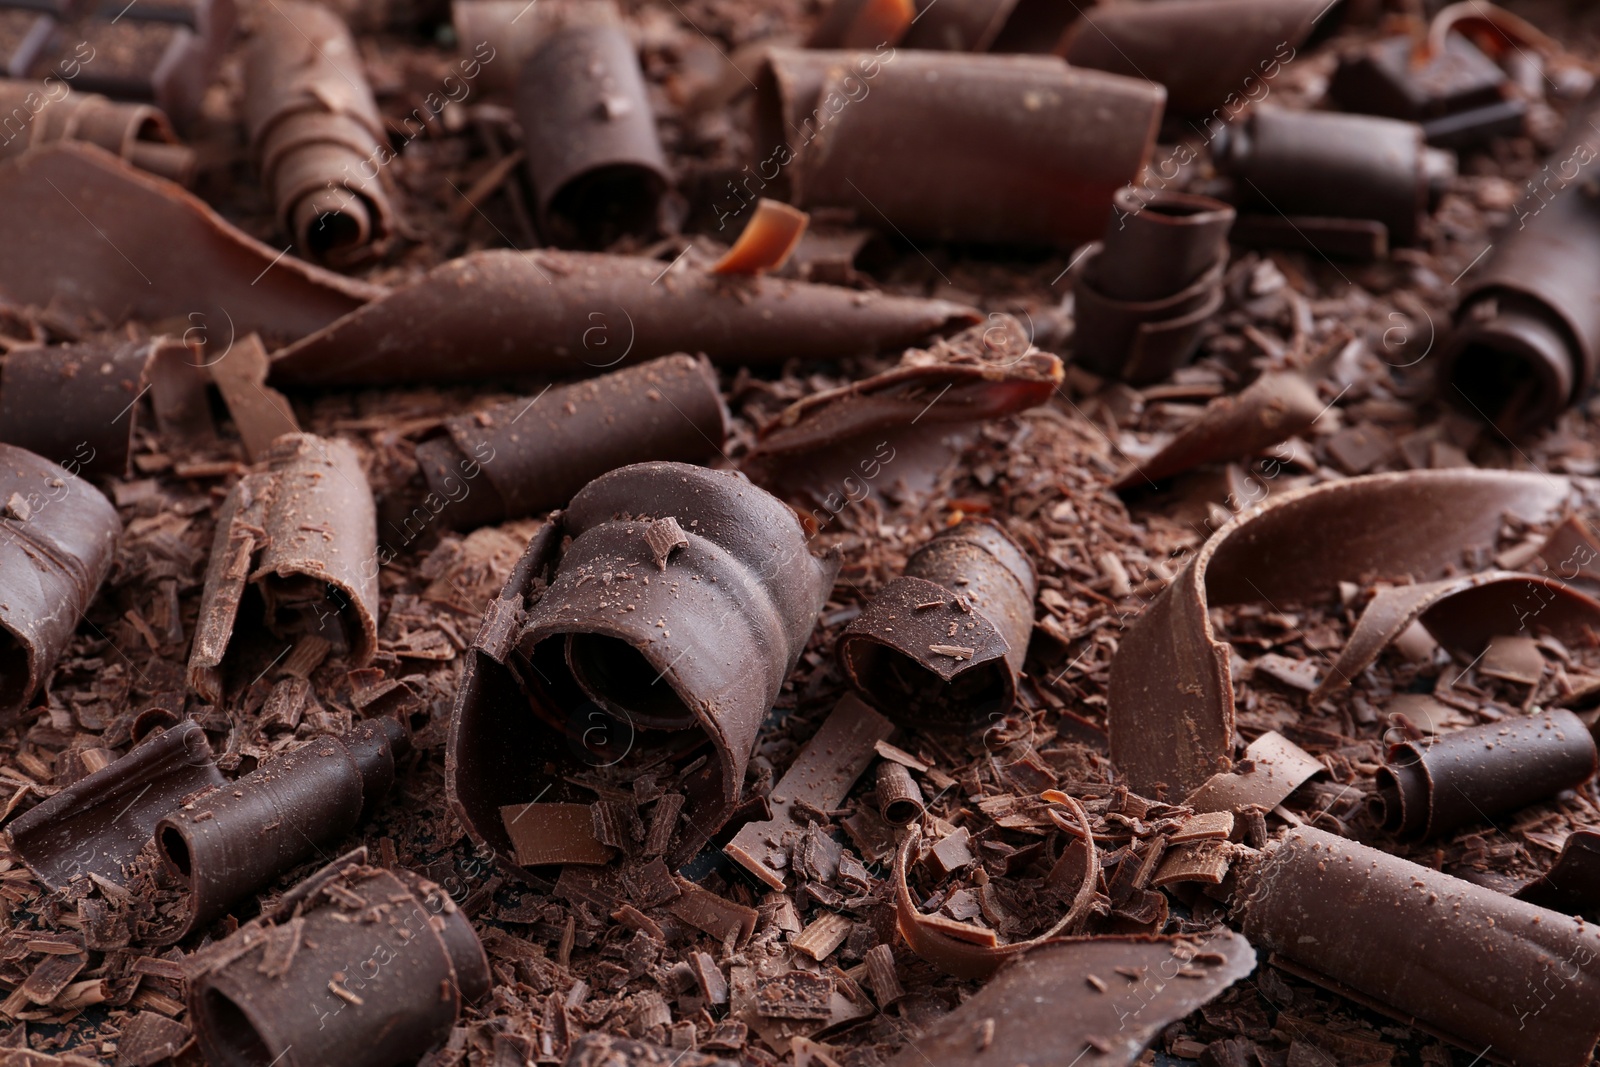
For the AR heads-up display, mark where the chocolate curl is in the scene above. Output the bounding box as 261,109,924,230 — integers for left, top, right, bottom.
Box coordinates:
515,4,672,247
0,79,194,184
0,144,382,342
242,0,394,265
1516,829,1600,920
6,721,223,891
875,760,924,825
1108,471,1570,798
1072,186,1234,384
188,434,379,702
1439,100,1600,437
1057,0,1324,116
447,463,839,870
267,249,979,385
1235,827,1600,1067
1373,709,1597,839
711,199,809,275
755,49,1163,247
807,0,915,49
413,353,729,531
838,519,1036,727
151,717,411,943
187,855,490,1067
884,932,1257,1067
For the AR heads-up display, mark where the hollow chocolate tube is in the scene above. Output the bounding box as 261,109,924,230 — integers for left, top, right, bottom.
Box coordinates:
838,519,1035,727
1236,827,1600,1067
187,856,490,1067
242,0,394,265
152,717,410,943
754,49,1163,247
1373,708,1597,839
413,354,729,530
0,79,194,183
876,760,925,824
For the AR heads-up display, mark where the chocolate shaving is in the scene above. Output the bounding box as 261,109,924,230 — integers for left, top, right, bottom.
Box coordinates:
1515,828,1600,920
711,199,809,275
565,1033,736,1067
1185,731,1323,815
0,79,193,184
668,877,758,944
499,802,615,866
209,334,301,461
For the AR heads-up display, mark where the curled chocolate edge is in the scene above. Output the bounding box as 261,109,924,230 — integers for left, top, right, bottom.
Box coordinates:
0,78,195,184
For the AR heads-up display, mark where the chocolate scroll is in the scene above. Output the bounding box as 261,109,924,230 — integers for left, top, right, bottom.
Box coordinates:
1236,827,1600,1067
754,49,1163,247
1374,709,1597,839
1517,829,1600,920
187,855,490,1067
153,717,410,942
0,79,194,184
268,250,979,385
189,433,379,702
242,0,394,265
838,520,1035,727
414,354,729,530
447,463,839,870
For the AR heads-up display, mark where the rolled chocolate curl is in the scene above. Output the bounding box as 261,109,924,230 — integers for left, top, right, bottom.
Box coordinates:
447,463,840,869
267,249,979,386
187,856,490,1067
1373,709,1597,839
413,354,729,531
754,49,1163,247
515,6,671,247
875,760,924,824
839,519,1035,727
188,433,379,702
1516,829,1600,920
0,79,194,184
242,0,394,265
1072,186,1233,384
152,717,410,943
1438,102,1600,437
1236,827,1600,1067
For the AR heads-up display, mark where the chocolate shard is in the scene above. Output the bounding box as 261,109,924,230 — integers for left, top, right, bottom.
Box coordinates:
209,334,301,461
0,78,194,184
1184,730,1323,815
5,720,223,891
0,144,382,342
515,1,670,247
413,353,729,531
242,0,395,265
838,520,1036,727
1235,826,1600,1067
1328,31,1526,147
151,716,411,943
724,694,892,889
1515,829,1600,920
1108,470,1570,798
1373,708,1597,839
188,433,380,703
187,856,490,1067
1072,186,1233,384
754,49,1163,247
565,1033,737,1067
447,463,840,871
267,249,980,385
886,932,1256,1067
711,199,809,276
1059,0,1323,116
1438,100,1600,438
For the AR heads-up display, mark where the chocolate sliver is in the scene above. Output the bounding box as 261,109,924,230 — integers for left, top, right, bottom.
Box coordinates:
1515,828,1600,920
711,199,809,276
209,334,301,461
498,802,615,866
268,250,980,386
0,79,194,183
567,1033,737,1067
1184,730,1323,814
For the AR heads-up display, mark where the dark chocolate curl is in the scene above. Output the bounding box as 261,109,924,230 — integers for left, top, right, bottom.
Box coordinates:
1072,186,1233,384
6,721,223,891
414,354,729,531
242,0,394,265
188,433,380,702
0,79,194,184
268,250,979,385
1236,827,1600,1067
1516,829,1600,920
755,49,1163,247
187,857,490,1067
1439,101,1600,437
152,717,411,942
876,760,924,824
839,520,1035,727
516,12,671,247
1373,709,1597,839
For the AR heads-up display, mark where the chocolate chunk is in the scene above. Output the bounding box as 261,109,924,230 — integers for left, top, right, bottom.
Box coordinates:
150,717,411,942
242,1,394,265
875,759,924,825
413,354,728,531
188,433,380,702
0,78,193,183
268,249,979,385
1235,826,1600,1067
839,520,1035,727
187,856,490,1067
1515,829,1600,920
1329,31,1525,147
754,49,1163,246
1373,708,1597,839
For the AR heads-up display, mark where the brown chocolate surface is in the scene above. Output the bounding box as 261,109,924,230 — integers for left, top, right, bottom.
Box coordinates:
0,79,192,183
